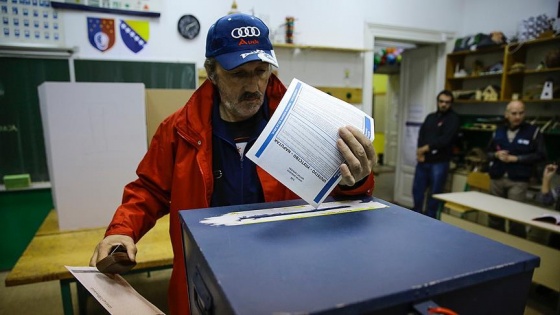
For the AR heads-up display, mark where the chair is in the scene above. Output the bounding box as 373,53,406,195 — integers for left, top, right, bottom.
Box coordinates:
464,171,491,192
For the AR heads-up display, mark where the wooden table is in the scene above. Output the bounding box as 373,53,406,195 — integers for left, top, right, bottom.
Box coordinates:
433,191,560,294
5,210,173,315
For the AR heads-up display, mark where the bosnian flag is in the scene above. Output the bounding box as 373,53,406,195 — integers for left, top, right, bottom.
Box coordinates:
120,20,149,53
87,17,115,52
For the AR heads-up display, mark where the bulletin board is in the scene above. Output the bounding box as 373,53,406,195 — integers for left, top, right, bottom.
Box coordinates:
0,0,65,47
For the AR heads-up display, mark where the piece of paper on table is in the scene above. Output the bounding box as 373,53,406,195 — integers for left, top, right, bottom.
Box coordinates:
246,78,375,208
66,266,165,315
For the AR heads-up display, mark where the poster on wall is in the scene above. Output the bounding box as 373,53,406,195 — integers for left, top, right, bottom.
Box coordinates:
50,0,161,17
0,0,65,47
87,16,149,53
403,122,421,167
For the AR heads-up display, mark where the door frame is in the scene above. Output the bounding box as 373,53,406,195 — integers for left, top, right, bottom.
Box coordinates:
362,23,455,117
396,45,439,206
362,23,455,204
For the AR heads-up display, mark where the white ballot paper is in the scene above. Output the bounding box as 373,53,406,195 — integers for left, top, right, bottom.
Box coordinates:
66,266,165,315
201,199,388,226
246,78,374,208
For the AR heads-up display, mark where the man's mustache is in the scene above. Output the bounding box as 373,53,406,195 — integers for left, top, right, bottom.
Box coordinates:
239,92,263,101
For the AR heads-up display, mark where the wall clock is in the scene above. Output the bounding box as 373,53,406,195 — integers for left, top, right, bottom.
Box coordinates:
177,14,200,40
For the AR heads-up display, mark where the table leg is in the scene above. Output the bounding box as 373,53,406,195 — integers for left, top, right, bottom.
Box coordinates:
60,279,74,315
77,281,88,315
555,292,560,315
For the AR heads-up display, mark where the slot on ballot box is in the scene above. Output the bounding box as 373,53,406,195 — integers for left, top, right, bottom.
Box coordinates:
180,197,539,314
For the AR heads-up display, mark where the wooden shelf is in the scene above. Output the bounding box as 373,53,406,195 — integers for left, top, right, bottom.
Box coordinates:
507,67,560,76
447,45,506,57
520,98,560,103
273,43,369,53
509,35,560,48
448,73,503,80
446,35,560,103
464,98,560,103
454,100,505,104
461,127,495,132
375,64,400,75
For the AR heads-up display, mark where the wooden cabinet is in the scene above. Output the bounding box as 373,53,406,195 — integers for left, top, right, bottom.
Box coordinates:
445,36,560,103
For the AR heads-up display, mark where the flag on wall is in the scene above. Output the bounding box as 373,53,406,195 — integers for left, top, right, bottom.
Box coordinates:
120,19,149,53
87,17,115,52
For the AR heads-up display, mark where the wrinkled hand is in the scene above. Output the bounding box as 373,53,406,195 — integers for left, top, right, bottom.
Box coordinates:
89,235,137,267
337,126,376,186
543,164,558,181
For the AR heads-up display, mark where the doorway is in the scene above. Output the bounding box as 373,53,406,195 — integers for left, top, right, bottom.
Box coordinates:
371,40,417,168
362,23,455,206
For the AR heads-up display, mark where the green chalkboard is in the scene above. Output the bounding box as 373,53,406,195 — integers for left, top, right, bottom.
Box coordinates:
0,58,196,183
74,59,196,89
0,57,71,182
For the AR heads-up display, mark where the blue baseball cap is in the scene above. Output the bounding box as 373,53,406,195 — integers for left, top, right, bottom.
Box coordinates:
206,13,279,71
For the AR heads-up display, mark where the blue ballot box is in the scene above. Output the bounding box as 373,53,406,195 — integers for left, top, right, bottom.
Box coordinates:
180,198,539,314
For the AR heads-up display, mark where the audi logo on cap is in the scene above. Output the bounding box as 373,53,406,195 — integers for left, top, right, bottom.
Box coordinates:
231,26,261,39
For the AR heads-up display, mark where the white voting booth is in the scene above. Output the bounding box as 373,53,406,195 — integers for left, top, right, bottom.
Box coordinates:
38,82,147,230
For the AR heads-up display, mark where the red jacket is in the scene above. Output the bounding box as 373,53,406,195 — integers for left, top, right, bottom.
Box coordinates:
105,74,375,315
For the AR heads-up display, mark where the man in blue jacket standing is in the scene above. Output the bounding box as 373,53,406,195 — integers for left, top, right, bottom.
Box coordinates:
412,90,460,219
487,100,545,237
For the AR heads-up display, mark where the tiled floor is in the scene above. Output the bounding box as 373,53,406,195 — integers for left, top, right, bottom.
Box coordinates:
0,168,557,314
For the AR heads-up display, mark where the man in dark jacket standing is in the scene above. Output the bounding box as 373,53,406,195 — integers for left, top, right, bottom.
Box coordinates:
412,90,460,218
487,100,545,237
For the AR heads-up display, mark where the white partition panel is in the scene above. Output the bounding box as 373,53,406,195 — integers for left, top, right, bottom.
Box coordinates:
38,82,147,230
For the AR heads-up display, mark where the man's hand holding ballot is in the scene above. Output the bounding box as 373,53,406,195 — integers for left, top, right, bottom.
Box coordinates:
247,78,376,208
337,125,376,187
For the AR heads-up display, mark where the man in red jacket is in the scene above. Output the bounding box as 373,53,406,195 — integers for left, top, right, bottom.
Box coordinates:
90,13,376,315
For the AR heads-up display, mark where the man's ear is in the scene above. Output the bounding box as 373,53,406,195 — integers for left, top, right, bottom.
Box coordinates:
208,74,216,84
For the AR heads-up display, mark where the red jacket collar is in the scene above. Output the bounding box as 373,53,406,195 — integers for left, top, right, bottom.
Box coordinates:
175,73,287,145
